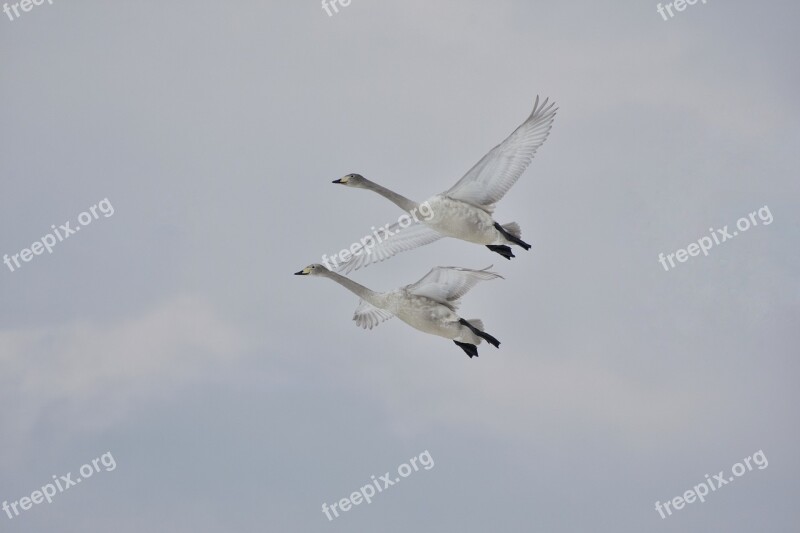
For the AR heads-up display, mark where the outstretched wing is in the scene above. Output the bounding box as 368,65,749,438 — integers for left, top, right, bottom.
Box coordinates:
353,300,394,330
404,266,503,310
445,96,557,210
334,221,445,274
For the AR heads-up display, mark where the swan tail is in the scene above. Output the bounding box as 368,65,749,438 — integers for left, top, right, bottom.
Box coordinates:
466,319,484,331
501,222,522,239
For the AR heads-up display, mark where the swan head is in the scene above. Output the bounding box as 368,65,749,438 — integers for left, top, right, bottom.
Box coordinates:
332,173,367,187
294,263,330,276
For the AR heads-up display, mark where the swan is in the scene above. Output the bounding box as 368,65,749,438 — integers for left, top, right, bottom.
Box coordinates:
330,96,557,273
294,263,503,358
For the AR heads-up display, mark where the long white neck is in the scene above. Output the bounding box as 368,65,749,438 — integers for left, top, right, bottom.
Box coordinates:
321,270,382,306
361,180,419,213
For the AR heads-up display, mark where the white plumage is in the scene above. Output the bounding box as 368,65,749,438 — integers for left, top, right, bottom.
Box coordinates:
332,96,557,273
294,264,503,358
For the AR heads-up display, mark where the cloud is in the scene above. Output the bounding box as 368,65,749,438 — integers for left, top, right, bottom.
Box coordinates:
0,295,246,462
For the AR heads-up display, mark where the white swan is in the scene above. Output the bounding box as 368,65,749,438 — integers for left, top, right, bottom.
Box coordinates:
331,96,557,273
294,263,503,358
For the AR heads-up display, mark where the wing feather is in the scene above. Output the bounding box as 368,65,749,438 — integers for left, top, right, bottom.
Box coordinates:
445,96,557,209
353,300,394,330
404,266,503,309
334,221,444,274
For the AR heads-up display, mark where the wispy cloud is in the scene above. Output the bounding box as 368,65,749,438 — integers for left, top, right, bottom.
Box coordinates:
0,295,246,463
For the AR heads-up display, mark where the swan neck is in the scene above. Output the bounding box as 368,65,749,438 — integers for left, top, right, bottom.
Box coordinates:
362,180,418,213
323,271,380,304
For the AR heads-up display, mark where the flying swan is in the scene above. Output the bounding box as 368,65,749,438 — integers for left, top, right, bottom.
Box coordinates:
331,96,557,273
294,263,503,358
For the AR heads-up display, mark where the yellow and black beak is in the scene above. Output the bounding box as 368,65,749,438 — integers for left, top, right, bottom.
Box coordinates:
294,270,307,275
332,178,343,184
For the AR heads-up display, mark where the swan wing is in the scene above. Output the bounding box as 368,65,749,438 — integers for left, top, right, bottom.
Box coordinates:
353,300,394,330
445,96,557,210
405,266,503,309
334,221,445,274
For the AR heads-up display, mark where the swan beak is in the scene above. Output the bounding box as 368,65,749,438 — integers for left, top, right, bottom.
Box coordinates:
332,178,343,184
294,270,308,275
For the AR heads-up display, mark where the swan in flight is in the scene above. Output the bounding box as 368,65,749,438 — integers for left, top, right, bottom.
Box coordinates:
331,96,557,273
294,263,503,358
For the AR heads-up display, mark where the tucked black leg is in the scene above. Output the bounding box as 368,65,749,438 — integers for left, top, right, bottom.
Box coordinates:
454,341,479,358
494,222,531,250
459,319,501,348
486,244,515,259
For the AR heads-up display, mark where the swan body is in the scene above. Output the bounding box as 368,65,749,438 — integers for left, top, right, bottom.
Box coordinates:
331,96,557,272
382,290,469,340
294,263,503,358
416,194,499,244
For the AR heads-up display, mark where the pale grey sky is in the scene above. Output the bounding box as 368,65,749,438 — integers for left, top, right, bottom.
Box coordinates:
1,1,798,531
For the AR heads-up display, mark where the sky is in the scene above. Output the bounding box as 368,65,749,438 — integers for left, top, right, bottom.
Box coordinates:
1,0,798,531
